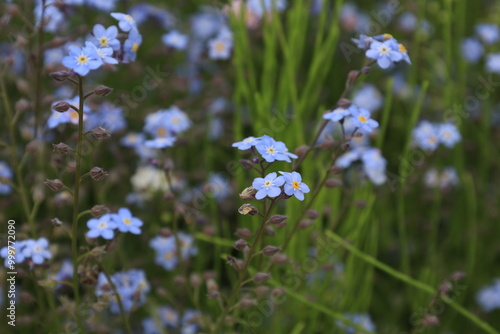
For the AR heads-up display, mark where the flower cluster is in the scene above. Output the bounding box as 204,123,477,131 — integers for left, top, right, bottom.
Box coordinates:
352,33,411,69
86,208,143,240
0,161,13,195
323,103,379,133
232,135,297,162
1,238,52,267
252,171,310,201
47,96,90,129
461,23,500,73
142,308,200,334
412,121,461,151
149,233,198,271
336,147,387,185
142,106,191,149
424,167,459,189
95,269,150,314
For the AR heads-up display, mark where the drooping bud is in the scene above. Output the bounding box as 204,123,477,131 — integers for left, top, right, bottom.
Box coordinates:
268,215,287,225
234,228,252,239
44,179,64,191
52,142,70,155
239,186,257,200
238,203,258,216
91,127,111,140
90,205,110,217
262,245,281,257
49,70,70,82
346,70,360,88
94,85,113,96
90,167,108,181
306,209,319,220
253,272,272,284
361,66,372,75
52,101,71,113
233,239,248,251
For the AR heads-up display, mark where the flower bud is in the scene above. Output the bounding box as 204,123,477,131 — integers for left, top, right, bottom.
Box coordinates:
268,214,287,225
207,291,220,299
44,179,64,191
15,98,30,113
240,159,254,169
451,271,466,281
52,142,70,155
346,70,360,88
238,203,259,216
49,70,70,82
239,186,257,200
306,209,319,220
361,66,372,75
271,253,289,265
295,145,309,157
51,217,63,227
234,228,252,239
234,239,248,251
253,272,271,284
264,226,276,236
325,178,343,188
52,101,71,113
206,278,218,292
92,127,111,140
262,245,281,256
190,274,202,287
173,275,186,285
421,315,439,327
90,205,110,217
90,167,108,181
94,85,113,96
255,286,270,299
159,228,172,237
226,256,244,271
337,98,352,109
298,219,314,229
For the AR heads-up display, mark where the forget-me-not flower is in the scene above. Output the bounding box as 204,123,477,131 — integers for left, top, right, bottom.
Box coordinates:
252,172,285,200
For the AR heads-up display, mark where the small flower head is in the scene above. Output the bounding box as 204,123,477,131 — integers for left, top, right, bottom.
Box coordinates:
365,39,404,69
232,136,261,150
323,105,354,123
123,28,143,62
255,135,295,163
437,123,461,148
252,172,285,200
91,24,120,50
279,171,310,201
208,36,233,60
111,12,137,32
61,44,102,76
162,30,189,50
22,238,52,265
86,214,117,240
112,208,143,234
349,106,379,133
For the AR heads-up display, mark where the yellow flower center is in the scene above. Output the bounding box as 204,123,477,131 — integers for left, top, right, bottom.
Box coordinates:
383,33,393,40
98,221,108,229
172,117,180,124
123,218,131,225
358,115,367,123
157,128,167,137
70,110,79,120
266,147,276,154
215,41,226,52
164,251,175,260
291,181,301,190
99,36,109,47
132,43,139,52
77,54,89,64
398,44,407,53
124,15,135,23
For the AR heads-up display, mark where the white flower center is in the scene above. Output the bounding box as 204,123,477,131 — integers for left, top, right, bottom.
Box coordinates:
378,45,390,55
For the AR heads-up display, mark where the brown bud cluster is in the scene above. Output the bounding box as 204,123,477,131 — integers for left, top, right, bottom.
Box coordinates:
239,186,257,200
238,203,258,216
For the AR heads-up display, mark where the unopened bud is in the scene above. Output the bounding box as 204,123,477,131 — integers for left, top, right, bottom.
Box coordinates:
255,286,270,299
94,85,113,96
15,98,30,113
421,315,439,327
325,178,342,188
268,214,287,225
239,298,257,309
337,98,352,109
90,167,108,181
239,186,257,200
295,145,309,157
234,228,252,239
346,70,360,88
52,142,70,155
52,101,71,113
262,245,281,256
92,127,111,139
361,66,372,75
264,226,276,236
173,275,186,285
190,274,202,287
330,165,344,174
306,209,319,220
253,272,272,284
226,256,244,271
51,217,63,227
240,159,254,169
234,239,248,251
299,219,314,229
49,70,70,82
238,203,259,216
271,253,289,265
206,278,218,292
90,205,110,217
44,179,64,191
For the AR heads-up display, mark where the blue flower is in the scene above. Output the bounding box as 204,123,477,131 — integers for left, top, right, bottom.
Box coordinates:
88,42,118,65
336,313,376,333
461,38,484,64
352,84,383,112
22,238,52,265
162,30,189,50
476,280,500,312
252,172,285,200
1,240,28,267
111,208,143,234
351,34,373,49
123,28,143,62
208,36,233,60
91,24,120,50
149,233,197,271
86,0,117,12
0,161,13,195
349,106,379,133
279,171,310,201
475,23,499,45
142,318,161,334
323,105,355,123
232,136,262,150
336,147,387,185
145,137,177,149
111,12,137,32
365,39,403,69
121,132,145,148
437,123,461,148
255,135,295,163
158,306,179,327
486,53,500,74
61,44,102,76
86,214,117,240
412,121,439,151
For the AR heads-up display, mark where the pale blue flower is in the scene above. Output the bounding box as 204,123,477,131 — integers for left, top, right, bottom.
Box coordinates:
252,172,285,200
279,171,310,201
86,214,117,240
